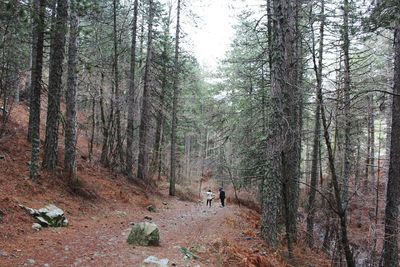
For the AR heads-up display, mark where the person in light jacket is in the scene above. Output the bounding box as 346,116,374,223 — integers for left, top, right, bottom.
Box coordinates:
206,189,214,207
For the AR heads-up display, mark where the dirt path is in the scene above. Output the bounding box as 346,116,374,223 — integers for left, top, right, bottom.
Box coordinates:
0,188,263,267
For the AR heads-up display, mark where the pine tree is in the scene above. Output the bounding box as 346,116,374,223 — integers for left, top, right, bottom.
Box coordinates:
383,24,400,267
43,0,69,171
126,0,139,178
137,0,154,181
64,0,79,181
306,0,325,246
29,0,46,179
169,0,181,196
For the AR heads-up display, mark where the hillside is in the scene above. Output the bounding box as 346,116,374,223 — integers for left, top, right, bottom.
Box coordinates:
0,102,333,267
0,101,271,266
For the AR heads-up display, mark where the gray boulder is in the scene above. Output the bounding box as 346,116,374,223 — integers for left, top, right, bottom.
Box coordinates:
127,222,160,246
20,204,68,227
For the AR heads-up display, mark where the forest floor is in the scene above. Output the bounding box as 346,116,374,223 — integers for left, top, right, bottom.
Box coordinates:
0,180,272,267
0,101,330,267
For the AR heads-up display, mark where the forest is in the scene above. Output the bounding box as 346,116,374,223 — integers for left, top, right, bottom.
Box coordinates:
0,0,400,266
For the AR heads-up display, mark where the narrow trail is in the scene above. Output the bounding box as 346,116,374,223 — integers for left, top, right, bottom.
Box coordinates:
0,186,263,267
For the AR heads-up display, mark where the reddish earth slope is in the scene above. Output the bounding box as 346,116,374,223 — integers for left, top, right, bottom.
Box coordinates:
0,101,329,266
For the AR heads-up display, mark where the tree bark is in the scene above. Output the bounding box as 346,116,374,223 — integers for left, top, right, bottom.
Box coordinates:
169,0,181,196
28,0,40,141
126,0,139,178
279,0,300,256
369,95,376,192
261,0,300,254
157,127,165,180
29,0,46,179
113,0,124,167
383,25,400,267
64,0,79,181
354,121,361,186
341,0,351,206
43,0,69,171
138,3,146,66
89,93,95,162
99,72,110,166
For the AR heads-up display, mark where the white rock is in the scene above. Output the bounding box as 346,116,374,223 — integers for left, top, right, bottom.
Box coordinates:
38,204,64,218
142,256,169,267
114,210,127,217
143,222,158,236
32,223,42,231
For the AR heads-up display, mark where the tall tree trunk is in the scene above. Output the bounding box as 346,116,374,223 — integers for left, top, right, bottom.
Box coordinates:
306,0,324,247
372,120,382,262
106,87,115,165
89,93,95,162
185,134,191,179
113,0,124,167
365,94,376,192
99,72,110,166
43,0,69,171
64,0,79,181
354,121,361,186
365,95,372,190
383,25,400,267
384,87,392,182
369,95,376,192
26,0,34,102
27,0,40,141
137,0,154,181
281,0,300,256
157,126,164,180
169,0,181,196
126,0,139,178
138,3,146,66
29,0,46,179
262,0,300,253
306,108,321,245
267,0,272,76
262,0,284,248
341,0,351,206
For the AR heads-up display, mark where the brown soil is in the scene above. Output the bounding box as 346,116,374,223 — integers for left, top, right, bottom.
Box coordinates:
0,101,329,267
0,183,273,267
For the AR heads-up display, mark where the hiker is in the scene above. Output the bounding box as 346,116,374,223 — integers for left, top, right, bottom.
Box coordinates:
219,187,226,207
206,189,214,207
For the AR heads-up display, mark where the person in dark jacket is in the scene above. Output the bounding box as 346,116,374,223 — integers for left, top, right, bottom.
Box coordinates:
219,187,226,207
